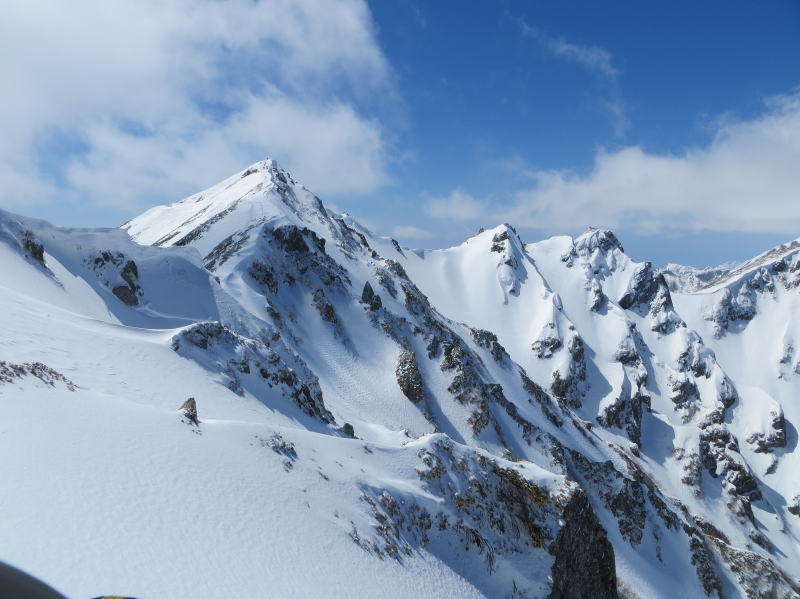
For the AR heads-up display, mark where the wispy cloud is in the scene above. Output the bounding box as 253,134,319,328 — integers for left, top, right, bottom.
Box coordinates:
535,33,618,81
518,20,626,135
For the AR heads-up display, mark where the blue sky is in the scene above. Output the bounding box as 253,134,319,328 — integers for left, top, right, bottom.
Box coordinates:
2,1,800,267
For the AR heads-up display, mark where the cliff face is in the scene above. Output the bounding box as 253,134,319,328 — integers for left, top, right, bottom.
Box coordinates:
549,490,618,599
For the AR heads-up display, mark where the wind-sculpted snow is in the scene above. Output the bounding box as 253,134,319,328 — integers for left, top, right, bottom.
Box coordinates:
2,160,800,598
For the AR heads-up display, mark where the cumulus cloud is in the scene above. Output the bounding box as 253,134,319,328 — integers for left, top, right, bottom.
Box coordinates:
0,0,393,215
426,189,486,222
505,90,800,235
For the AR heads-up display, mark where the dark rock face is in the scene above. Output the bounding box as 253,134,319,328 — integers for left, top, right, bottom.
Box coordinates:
271,225,325,254
470,328,508,363
548,490,618,599
22,231,45,264
112,285,139,306
619,262,661,310
550,335,587,408
360,281,382,311
91,251,142,306
396,350,424,403
312,289,337,324
490,230,510,253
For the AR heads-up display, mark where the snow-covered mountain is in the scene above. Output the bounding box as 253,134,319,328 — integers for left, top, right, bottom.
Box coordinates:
1,159,799,598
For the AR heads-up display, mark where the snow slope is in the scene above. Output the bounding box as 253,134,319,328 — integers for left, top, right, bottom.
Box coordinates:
1,159,799,598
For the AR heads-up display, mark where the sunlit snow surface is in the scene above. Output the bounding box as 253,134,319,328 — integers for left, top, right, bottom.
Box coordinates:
1,160,799,598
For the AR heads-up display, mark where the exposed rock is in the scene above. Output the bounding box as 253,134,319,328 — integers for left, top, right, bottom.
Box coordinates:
470,328,508,363
619,262,661,310
548,490,618,599
396,350,424,403
533,323,562,359
588,278,605,311
0,361,76,391
440,342,496,435
715,541,800,599
272,225,317,253
360,281,382,311
670,375,699,415
550,334,587,408
706,287,757,337
490,229,510,253
90,251,142,306
22,231,45,264
613,336,640,365
746,409,787,453
312,288,338,324
683,525,724,598
788,495,800,516
172,322,333,423
249,262,279,294
599,388,649,446
180,397,198,425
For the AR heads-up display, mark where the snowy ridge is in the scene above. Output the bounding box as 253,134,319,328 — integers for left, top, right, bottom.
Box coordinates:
1,160,800,598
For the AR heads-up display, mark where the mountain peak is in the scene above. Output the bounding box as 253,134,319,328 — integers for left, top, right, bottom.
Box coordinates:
122,158,326,256
573,227,623,255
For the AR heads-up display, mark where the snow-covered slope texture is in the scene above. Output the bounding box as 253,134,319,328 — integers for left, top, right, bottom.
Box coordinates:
1,160,798,598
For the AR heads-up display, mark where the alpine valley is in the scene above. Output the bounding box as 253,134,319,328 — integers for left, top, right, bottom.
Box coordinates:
1,159,799,599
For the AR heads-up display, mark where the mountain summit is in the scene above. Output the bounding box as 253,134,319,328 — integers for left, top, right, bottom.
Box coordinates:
1,161,799,598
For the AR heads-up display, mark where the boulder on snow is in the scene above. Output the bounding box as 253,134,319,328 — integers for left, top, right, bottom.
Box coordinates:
180,397,199,425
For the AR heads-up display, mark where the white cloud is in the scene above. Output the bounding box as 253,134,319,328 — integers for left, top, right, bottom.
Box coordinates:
540,36,618,81
505,90,800,235
518,21,618,82
426,189,487,222
518,20,626,135
392,225,434,240
0,0,393,214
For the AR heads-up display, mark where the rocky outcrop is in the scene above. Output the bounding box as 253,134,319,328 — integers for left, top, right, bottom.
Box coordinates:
89,251,142,306
470,328,508,363
0,361,76,391
548,490,618,599
550,334,587,408
22,231,45,264
714,541,800,599
533,322,562,359
746,408,787,453
172,322,333,423
396,350,424,403
360,281,382,311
